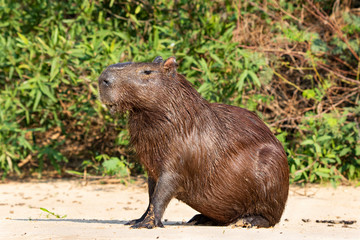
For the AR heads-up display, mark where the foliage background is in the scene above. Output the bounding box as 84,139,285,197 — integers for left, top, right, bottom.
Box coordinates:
0,0,359,185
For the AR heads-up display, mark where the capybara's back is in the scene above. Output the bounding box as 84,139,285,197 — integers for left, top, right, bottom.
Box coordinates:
98,56,289,229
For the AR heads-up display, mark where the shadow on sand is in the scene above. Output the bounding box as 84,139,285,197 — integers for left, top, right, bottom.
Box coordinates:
12,218,185,226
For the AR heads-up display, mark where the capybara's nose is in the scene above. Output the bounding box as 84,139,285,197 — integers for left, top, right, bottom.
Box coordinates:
99,75,113,87
102,78,111,86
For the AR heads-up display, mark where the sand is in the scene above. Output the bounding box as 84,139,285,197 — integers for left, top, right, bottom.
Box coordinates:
0,179,359,239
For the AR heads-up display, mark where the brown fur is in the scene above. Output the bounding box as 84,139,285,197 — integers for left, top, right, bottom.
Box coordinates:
98,56,289,229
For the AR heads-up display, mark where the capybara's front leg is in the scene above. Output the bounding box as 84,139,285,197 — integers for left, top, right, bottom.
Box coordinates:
131,173,177,229
126,177,156,225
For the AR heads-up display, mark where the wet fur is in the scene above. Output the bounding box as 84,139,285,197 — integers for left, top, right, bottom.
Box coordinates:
98,56,289,228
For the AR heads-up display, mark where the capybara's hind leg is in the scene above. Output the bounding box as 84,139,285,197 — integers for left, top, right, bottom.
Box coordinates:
233,215,271,228
187,214,217,226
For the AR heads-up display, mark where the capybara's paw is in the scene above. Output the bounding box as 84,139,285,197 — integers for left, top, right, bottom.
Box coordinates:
130,219,164,229
125,218,142,225
187,214,217,226
233,216,270,228
233,218,253,228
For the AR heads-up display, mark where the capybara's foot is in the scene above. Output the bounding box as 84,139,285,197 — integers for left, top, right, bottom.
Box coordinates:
233,215,271,228
187,214,217,226
130,218,164,229
125,218,143,225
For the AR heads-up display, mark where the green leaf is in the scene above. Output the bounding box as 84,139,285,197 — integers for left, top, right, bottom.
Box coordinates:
349,165,355,178
355,146,360,156
315,171,330,178
311,38,329,53
40,208,67,219
209,53,224,66
301,139,314,145
33,91,42,111
318,167,331,173
52,27,58,46
248,71,261,87
326,117,338,128
135,5,141,14
40,207,52,214
18,136,33,151
114,32,130,42
314,143,321,155
109,39,116,53
36,37,55,56
236,70,248,91
197,82,212,94
153,27,159,50
302,89,316,99
18,32,29,45
65,170,84,176
339,148,351,157
102,158,119,171
50,57,60,81
102,157,129,177
129,14,140,26
38,83,57,102
198,58,209,72
317,135,331,142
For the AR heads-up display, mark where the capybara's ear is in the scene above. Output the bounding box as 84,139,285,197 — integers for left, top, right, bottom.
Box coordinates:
163,57,178,73
153,56,163,64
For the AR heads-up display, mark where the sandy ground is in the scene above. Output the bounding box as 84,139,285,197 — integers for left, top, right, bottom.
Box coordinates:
0,179,359,240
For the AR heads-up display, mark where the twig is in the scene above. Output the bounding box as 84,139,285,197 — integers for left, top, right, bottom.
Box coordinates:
317,64,360,85
333,168,350,183
270,90,359,127
305,0,359,61
273,70,304,92
293,161,316,176
272,0,303,24
238,45,306,57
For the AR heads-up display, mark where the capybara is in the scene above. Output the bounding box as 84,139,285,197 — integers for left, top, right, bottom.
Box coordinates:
98,56,289,229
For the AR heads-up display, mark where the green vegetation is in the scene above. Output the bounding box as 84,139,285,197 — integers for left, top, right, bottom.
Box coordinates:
0,0,359,185
40,207,67,219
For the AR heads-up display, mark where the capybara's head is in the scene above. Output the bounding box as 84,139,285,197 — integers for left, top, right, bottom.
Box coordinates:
98,56,178,113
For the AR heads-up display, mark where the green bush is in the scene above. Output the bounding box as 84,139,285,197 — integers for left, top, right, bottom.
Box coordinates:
286,110,360,186
0,0,359,184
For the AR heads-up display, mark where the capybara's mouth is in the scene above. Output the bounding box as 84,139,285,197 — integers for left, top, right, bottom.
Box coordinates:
105,102,128,114
107,103,118,114
103,99,132,114
101,101,118,114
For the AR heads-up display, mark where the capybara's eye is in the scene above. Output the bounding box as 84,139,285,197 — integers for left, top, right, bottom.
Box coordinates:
143,70,153,75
